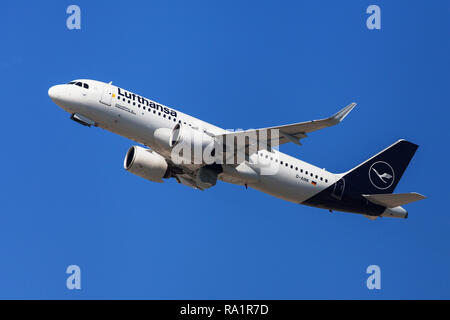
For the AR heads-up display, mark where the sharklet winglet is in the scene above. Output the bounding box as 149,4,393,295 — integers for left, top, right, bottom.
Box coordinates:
330,102,357,124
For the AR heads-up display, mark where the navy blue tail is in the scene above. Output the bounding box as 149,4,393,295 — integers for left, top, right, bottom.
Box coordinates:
303,139,419,215
343,139,418,195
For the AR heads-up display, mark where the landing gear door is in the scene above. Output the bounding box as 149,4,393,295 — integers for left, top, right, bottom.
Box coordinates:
100,84,113,106
332,178,345,200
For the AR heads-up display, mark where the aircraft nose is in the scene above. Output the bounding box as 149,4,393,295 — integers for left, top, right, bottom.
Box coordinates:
48,85,61,100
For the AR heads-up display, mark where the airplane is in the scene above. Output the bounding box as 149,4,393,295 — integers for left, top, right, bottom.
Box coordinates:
48,79,426,220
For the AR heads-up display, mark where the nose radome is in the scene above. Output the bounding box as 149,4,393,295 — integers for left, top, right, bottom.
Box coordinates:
48,85,60,100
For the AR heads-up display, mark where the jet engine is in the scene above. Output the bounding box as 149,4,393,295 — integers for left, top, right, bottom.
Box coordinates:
153,127,173,150
124,146,169,182
155,124,216,165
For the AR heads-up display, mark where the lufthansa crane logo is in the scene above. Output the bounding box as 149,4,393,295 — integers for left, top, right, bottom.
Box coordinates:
369,161,395,190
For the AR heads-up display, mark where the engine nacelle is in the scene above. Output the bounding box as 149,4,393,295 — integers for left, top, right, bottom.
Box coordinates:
170,124,216,165
124,146,169,182
153,127,173,150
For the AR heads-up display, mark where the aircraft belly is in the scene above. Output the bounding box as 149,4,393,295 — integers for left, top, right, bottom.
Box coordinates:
253,172,329,204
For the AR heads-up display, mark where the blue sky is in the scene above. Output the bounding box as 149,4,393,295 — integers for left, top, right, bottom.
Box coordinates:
1,0,449,299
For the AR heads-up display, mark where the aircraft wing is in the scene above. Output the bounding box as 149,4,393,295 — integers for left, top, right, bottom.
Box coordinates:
213,103,356,163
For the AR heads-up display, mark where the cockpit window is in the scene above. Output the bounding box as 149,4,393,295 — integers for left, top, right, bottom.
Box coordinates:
67,81,89,89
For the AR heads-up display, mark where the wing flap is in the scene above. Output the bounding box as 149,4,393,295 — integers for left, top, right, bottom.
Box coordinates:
362,192,426,208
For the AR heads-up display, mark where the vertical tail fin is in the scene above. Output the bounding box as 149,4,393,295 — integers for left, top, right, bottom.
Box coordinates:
343,139,418,194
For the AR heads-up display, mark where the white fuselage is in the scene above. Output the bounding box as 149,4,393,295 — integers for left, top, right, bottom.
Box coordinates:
49,79,338,205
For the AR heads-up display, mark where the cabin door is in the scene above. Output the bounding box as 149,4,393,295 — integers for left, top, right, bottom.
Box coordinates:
332,178,345,200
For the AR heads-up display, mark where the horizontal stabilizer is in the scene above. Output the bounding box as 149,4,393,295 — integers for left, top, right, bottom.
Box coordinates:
362,192,426,208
